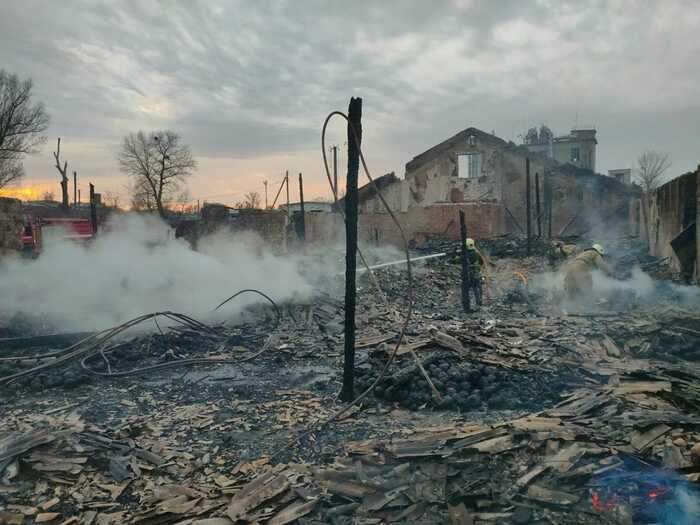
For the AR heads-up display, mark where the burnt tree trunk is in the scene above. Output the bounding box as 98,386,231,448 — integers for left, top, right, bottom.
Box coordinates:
341,97,362,402
53,137,70,209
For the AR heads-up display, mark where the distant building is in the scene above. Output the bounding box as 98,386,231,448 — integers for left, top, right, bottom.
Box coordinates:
278,201,334,213
522,125,597,172
310,127,640,246
608,169,633,185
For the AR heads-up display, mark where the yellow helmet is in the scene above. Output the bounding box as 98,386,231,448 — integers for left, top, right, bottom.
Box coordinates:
465,238,476,249
592,243,604,255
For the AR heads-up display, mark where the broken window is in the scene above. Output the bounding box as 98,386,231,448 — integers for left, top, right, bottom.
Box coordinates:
458,153,481,179
570,147,580,163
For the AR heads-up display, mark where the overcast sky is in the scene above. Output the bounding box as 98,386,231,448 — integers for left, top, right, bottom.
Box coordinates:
1,0,699,205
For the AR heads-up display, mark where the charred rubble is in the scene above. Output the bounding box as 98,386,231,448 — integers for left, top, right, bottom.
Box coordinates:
1,235,700,525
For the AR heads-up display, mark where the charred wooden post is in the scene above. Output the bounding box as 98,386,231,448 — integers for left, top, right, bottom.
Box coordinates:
696,164,700,282
89,183,97,235
546,173,553,239
298,172,306,242
459,210,471,312
535,172,541,238
341,97,362,402
525,157,532,256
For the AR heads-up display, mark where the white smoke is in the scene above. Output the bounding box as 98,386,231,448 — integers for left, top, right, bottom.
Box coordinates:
0,215,318,331
529,265,700,310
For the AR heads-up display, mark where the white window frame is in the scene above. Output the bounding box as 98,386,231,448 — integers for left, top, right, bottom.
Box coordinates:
458,153,481,179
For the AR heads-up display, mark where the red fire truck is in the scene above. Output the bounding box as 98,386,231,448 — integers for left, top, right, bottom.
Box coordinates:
21,215,94,255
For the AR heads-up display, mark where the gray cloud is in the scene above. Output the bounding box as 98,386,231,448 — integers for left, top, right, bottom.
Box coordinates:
1,0,699,198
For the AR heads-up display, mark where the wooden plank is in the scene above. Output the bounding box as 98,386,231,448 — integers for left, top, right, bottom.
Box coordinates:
356,334,394,349
614,381,672,395
268,499,317,525
526,485,579,506
226,473,289,521
631,424,671,451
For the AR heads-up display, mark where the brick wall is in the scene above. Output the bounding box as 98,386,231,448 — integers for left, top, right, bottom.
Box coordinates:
305,202,504,249
0,197,23,254
402,128,639,241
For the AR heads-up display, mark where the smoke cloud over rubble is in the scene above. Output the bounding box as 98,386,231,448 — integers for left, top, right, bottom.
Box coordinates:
0,215,318,330
528,266,700,310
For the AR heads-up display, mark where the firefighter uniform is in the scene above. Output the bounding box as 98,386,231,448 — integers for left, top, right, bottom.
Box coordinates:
464,238,485,308
563,245,612,300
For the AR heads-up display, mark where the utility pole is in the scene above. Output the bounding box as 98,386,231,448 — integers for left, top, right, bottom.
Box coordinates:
332,145,338,202
285,170,290,220
73,171,77,206
263,180,268,209
546,173,553,239
298,172,305,242
525,157,532,256
89,183,97,235
535,172,541,238
341,97,362,403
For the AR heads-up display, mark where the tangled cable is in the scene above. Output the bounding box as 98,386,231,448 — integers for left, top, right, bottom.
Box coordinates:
213,288,281,319
0,312,231,384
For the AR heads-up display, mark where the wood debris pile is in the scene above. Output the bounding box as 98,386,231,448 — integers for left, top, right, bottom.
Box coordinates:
250,369,700,524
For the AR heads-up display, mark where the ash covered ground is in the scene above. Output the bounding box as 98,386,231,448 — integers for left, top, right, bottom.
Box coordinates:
2,241,700,524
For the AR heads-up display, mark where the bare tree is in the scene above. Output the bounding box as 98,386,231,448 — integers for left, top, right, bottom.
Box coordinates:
636,150,671,192
0,70,50,188
53,137,70,208
235,191,261,209
102,190,120,209
42,190,55,201
118,130,196,219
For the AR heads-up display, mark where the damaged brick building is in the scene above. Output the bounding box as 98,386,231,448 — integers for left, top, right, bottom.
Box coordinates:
306,127,641,247
646,165,700,282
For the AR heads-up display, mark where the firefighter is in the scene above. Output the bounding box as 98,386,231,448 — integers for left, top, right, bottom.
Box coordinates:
563,243,613,301
464,238,486,309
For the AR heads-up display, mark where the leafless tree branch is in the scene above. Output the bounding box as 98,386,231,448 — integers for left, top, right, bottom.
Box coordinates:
235,191,262,209
118,130,196,218
636,150,671,193
0,70,49,188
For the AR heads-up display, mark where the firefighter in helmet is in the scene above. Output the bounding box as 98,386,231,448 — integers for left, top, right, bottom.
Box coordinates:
463,238,486,309
563,243,613,301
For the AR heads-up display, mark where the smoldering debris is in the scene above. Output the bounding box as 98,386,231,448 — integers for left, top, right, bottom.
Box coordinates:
356,351,575,412
2,232,700,523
